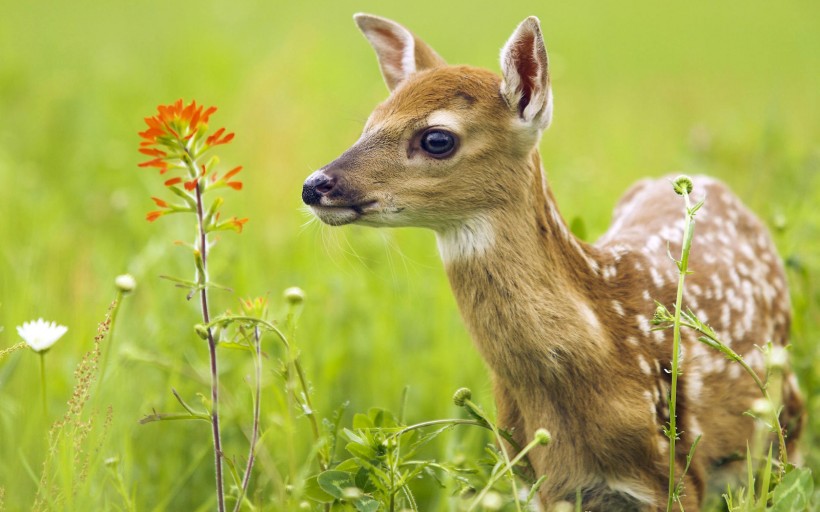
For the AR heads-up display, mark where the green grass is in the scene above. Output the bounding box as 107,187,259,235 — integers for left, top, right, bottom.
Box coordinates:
0,0,818,510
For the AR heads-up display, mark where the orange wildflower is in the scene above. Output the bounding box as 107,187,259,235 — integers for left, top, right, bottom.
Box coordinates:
139,99,245,233
230,217,249,233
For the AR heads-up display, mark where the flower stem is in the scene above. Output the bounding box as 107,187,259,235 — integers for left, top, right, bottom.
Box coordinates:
194,180,225,512
39,352,47,418
667,190,694,512
233,326,262,512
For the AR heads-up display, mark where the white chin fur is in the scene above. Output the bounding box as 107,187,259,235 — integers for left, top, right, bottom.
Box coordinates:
310,205,360,226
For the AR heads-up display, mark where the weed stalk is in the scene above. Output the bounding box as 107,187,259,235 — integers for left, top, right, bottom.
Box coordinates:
666,176,700,511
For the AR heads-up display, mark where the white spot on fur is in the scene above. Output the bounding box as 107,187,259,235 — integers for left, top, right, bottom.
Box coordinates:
689,416,704,438
710,273,725,300
687,369,704,402
637,355,652,375
720,303,732,331
577,301,603,337
606,479,657,507
645,235,662,253
436,217,495,263
643,390,655,416
642,289,652,302
626,336,640,347
612,300,625,316
649,267,665,288
652,329,665,343
657,436,668,457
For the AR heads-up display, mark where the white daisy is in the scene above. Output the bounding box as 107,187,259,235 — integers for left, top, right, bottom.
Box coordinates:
16,318,68,353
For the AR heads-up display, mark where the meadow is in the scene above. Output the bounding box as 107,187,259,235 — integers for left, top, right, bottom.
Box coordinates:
0,0,818,510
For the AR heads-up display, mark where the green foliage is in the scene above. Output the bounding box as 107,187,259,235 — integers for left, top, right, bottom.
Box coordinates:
303,402,545,511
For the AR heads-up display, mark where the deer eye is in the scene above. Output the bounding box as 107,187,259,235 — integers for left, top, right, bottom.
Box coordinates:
420,129,457,158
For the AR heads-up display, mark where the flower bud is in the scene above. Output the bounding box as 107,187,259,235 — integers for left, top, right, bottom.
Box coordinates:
453,387,472,407
194,324,209,340
481,491,503,510
115,274,137,293
673,175,694,196
652,304,669,325
767,346,788,371
284,287,305,306
534,428,552,445
750,398,773,417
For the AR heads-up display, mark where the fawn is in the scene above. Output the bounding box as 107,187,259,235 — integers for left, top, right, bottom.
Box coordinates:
302,14,803,510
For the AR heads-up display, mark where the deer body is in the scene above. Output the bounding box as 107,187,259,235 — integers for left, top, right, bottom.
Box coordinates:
303,14,803,510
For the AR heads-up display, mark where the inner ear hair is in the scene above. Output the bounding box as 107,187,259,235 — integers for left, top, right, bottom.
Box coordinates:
500,16,552,128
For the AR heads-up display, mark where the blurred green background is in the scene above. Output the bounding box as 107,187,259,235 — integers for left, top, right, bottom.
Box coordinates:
0,0,818,509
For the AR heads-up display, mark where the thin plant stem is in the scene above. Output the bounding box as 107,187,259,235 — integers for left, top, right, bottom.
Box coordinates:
462,398,521,512
666,188,694,512
468,434,546,511
233,326,262,512
677,317,789,473
39,352,47,418
389,418,487,439
207,314,328,471
285,305,327,472
193,175,225,512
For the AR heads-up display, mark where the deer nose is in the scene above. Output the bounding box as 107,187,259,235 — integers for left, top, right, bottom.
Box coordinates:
302,171,337,205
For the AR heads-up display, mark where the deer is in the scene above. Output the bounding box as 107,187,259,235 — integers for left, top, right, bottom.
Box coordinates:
301,13,804,511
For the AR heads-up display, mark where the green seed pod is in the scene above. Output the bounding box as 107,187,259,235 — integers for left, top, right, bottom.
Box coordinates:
673,175,694,195
453,387,472,407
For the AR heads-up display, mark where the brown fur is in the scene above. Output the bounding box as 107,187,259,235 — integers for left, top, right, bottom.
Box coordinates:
303,14,803,511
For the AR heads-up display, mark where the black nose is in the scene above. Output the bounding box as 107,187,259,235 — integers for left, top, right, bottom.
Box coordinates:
302,171,336,205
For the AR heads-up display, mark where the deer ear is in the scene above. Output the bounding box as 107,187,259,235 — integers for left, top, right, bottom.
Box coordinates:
354,13,446,92
500,17,552,129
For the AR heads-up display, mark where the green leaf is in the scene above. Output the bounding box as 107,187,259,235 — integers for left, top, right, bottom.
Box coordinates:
368,407,399,428
344,428,367,445
317,470,355,500
354,466,376,493
353,413,374,430
302,475,335,503
346,441,377,461
353,496,380,512
770,467,813,511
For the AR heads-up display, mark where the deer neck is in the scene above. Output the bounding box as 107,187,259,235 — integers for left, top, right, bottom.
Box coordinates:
435,151,610,385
